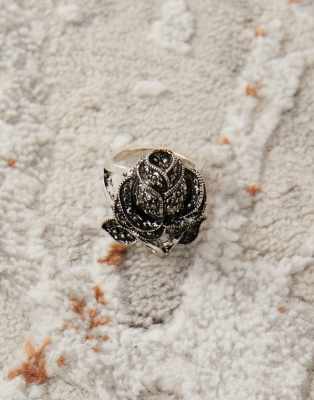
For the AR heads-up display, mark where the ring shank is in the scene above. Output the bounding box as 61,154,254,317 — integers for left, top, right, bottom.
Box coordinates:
113,147,195,169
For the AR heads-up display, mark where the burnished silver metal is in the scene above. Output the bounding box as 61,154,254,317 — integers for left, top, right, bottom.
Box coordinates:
102,148,207,256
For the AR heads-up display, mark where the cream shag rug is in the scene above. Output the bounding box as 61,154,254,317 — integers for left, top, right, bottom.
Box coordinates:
1,1,314,399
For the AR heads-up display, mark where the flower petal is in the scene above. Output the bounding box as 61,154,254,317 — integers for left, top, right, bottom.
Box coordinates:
102,219,137,244
166,158,184,189
182,168,206,217
116,176,163,232
138,225,164,242
134,182,163,219
137,159,168,193
148,149,174,170
164,179,187,220
178,218,205,244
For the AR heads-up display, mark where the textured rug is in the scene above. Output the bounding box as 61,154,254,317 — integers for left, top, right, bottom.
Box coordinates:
1,0,314,399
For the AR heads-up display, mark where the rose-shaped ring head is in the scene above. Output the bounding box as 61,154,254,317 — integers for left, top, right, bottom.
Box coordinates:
102,149,206,255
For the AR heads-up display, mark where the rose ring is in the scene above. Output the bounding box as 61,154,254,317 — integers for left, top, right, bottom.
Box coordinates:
102,148,207,255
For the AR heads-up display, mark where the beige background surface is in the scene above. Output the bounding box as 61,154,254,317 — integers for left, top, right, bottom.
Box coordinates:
1,1,314,399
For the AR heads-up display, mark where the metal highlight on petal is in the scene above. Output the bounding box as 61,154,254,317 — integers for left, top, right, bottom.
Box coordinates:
102,219,137,244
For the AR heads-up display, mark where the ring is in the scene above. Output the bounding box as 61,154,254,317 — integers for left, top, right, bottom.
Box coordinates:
102,148,207,255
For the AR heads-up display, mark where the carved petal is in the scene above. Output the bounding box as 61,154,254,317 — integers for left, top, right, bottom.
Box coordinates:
166,158,183,188
178,218,205,244
102,219,136,244
182,168,205,218
148,149,173,170
134,182,163,219
138,225,164,242
117,176,163,232
164,180,187,220
137,159,168,192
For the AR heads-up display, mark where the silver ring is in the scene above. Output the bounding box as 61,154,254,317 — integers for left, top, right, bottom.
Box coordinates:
102,148,207,256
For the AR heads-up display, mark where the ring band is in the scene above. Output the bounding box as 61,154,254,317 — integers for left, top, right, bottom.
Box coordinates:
102,148,207,256
113,147,196,169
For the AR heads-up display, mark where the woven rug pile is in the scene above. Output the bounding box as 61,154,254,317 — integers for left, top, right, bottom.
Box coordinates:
1,1,314,399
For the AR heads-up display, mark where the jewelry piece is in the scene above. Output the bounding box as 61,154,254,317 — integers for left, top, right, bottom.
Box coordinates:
102,148,207,255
